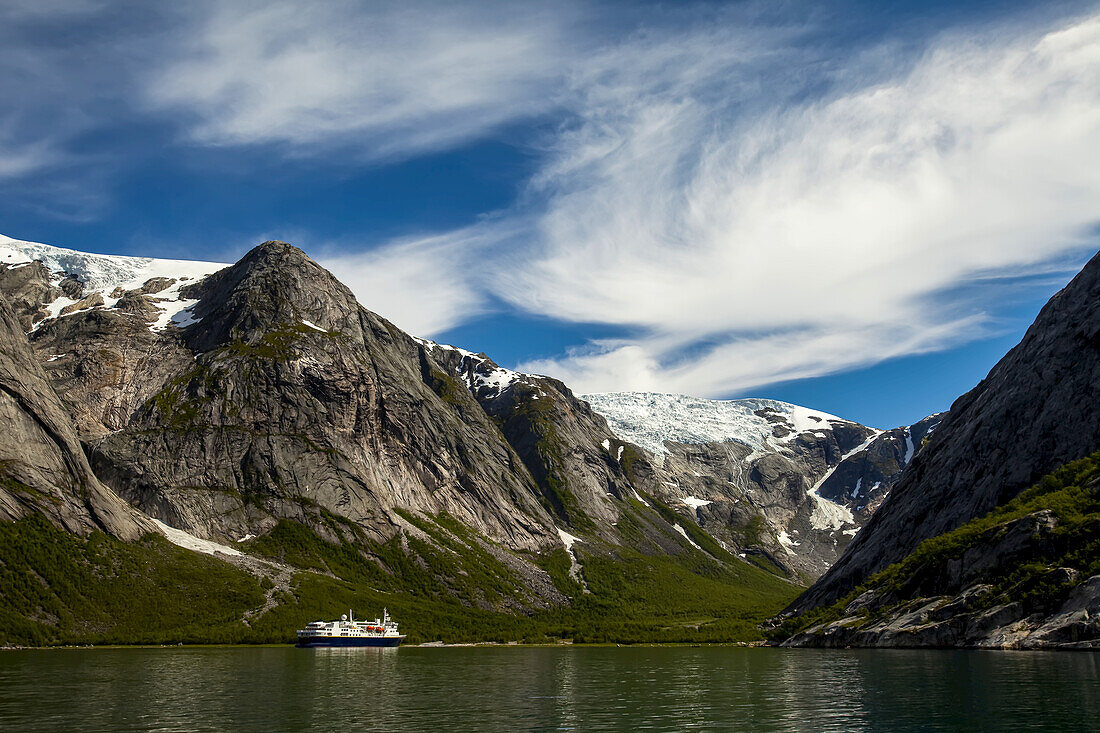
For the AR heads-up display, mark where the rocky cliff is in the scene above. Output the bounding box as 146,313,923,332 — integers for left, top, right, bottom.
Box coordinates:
814,413,943,517
85,241,562,552
779,452,1100,649
0,236,767,605
0,289,152,540
788,249,1100,614
582,393,940,579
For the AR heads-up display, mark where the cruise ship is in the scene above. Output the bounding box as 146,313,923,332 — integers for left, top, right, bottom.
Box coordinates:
295,608,405,647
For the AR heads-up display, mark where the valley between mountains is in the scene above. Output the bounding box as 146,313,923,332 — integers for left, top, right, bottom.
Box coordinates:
0,234,1096,649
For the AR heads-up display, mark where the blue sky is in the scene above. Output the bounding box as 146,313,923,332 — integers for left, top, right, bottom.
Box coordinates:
1,0,1098,429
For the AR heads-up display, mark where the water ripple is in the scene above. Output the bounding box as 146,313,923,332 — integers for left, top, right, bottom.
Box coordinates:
0,647,1097,732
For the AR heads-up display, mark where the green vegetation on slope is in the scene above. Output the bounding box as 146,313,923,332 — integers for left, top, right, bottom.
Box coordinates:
0,514,264,646
0,505,800,647
243,511,799,644
560,547,798,643
772,450,1100,640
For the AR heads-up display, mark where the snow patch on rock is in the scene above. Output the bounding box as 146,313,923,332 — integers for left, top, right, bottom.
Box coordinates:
415,336,541,400
581,392,855,455
1,234,226,333
904,430,916,465
673,523,702,550
682,495,712,510
777,530,800,550
806,434,879,530
557,528,586,585
558,528,581,550
152,518,242,557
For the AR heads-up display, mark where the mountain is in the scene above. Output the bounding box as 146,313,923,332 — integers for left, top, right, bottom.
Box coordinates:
774,249,1100,649
0,234,222,333
788,249,1100,615
814,413,943,517
0,287,152,540
583,393,940,578
0,234,798,644
0,235,226,441
777,452,1100,649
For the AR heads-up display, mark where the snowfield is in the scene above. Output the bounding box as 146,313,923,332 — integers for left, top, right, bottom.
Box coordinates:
0,234,226,333
151,519,242,557
580,392,855,455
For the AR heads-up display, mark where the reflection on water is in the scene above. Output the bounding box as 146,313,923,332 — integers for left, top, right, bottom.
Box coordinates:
0,646,1097,732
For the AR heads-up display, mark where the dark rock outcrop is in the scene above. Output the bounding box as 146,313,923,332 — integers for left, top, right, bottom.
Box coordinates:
0,290,153,540
781,509,1098,650
790,249,1100,613
0,261,59,329
816,413,943,517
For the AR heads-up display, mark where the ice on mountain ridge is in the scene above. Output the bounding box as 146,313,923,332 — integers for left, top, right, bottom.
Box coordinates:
580,391,855,456
1,234,226,333
1,234,224,294
415,336,536,399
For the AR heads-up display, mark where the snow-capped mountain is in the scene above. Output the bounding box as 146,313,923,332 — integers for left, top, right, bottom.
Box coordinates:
581,392,861,456
0,234,226,331
580,391,940,578
3,235,758,582
0,233,936,583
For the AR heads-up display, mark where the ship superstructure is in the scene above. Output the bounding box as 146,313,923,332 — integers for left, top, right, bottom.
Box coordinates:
295,608,405,647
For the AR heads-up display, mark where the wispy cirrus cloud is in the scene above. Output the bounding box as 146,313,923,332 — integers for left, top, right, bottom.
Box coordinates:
315,219,520,336
146,0,584,160
165,5,1097,396
0,1,178,217
4,1,1098,401
496,11,1100,394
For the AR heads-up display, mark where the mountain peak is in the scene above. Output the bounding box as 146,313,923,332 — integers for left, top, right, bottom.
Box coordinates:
245,240,310,263
179,240,361,352
791,247,1100,613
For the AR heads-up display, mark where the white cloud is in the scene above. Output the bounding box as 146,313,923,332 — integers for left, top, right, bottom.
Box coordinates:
494,12,1100,395
0,135,60,180
316,221,515,336
4,2,1098,402
133,5,1100,399
518,317,989,398
148,1,581,159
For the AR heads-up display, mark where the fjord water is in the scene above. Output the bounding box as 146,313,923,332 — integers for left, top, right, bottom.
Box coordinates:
1,647,1096,732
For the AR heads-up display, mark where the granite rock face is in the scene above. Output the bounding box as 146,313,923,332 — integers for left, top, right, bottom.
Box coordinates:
781,510,1099,650
815,413,943,517
582,393,941,579
85,242,558,549
0,261,60,329
5,235,918,585
32,308,197,440
1,240,715,577
790,249,1100,614
428,348,660,544
0,290,153,540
